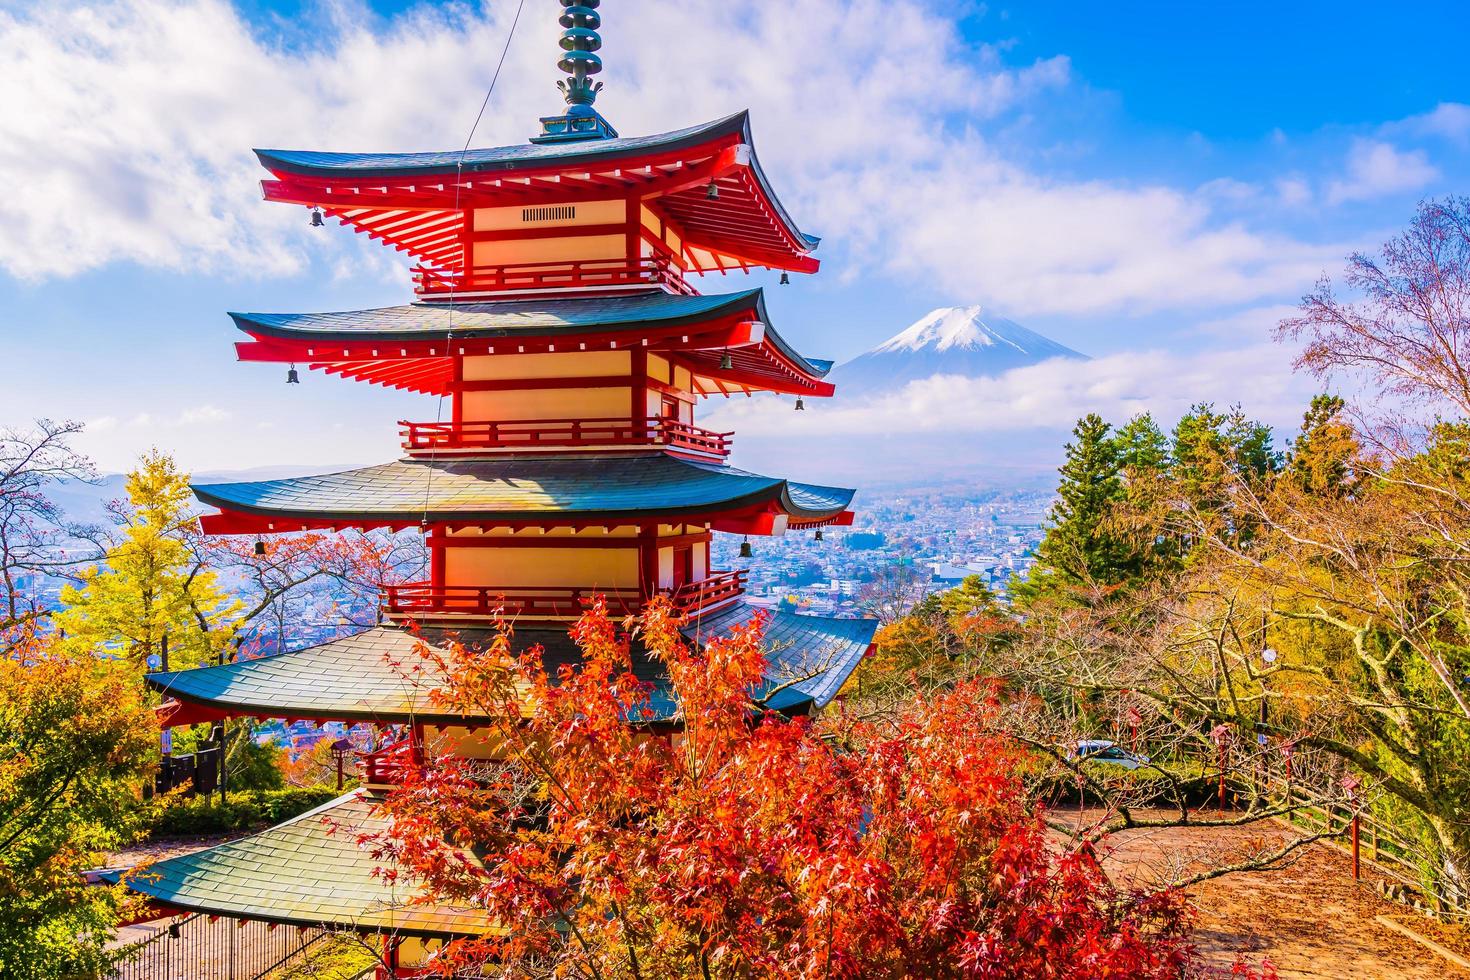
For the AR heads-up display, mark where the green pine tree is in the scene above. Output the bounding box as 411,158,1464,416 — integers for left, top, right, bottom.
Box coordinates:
1114,412,1170,475
1014,414,1130,605
1286,394,1359,495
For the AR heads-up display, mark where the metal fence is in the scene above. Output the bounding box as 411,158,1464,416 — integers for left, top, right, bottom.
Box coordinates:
108,914,331,980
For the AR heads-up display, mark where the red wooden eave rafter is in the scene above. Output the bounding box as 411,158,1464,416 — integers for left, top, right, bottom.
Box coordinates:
235,315,835,397
260,136,818,277
196,502,854,538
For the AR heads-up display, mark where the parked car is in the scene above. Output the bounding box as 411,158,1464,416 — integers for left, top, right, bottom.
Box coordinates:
1069,739,1151,770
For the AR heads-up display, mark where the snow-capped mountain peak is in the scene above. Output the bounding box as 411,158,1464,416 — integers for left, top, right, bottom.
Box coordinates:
872,306,1064,357
875,305,1009,353
829,306,1086,394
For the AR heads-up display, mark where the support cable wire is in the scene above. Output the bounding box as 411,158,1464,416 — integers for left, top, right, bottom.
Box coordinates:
420,0,529,544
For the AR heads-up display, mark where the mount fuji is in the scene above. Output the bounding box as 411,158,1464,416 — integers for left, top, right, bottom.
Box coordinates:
829,306,1087,393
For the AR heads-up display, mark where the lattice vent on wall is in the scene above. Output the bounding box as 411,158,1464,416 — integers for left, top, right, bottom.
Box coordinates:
522,206,577,222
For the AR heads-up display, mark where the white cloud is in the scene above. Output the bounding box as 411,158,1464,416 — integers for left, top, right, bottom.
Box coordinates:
0,0,1357,318
1326,139,1439,205
1391,101,1470,147
707,343,1311,440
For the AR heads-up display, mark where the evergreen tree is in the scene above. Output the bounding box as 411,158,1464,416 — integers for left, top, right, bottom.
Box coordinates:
1114,413,1170,475
1170,403,1230,509
1015,414,1130,604
56,450,239,670
1286,394,1360,496
1223,404,1282,481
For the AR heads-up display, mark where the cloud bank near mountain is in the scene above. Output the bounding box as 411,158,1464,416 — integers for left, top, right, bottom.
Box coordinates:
708,304,1315,481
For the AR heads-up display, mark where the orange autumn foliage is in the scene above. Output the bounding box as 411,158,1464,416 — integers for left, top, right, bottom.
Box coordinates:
368,599,1236,979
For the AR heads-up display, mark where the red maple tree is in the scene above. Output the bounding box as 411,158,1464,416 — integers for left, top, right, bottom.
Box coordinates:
369,599,1259,978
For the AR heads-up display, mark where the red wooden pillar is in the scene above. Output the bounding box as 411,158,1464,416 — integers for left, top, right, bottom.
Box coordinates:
625,194,640,271
428,526,447,590
450,355,464,435
410,722,425,767
631,344,648,440
638,525,659,602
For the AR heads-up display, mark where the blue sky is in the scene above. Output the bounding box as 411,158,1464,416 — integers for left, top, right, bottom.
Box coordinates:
0,0,1466,479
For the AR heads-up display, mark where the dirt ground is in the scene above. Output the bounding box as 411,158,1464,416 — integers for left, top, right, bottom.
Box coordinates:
1059,808,1470,979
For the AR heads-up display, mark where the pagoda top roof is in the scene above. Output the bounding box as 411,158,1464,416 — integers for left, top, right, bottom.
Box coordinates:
256,113,747,178
260,112,802,234
230,288,833,395
194,454,853,534
256,112,819,275
149,605,875,727
103,791,486,937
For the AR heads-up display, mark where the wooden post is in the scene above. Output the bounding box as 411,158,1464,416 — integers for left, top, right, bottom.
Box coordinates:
336,752,344,792
1218,741,1227,813
1352,811,1361,880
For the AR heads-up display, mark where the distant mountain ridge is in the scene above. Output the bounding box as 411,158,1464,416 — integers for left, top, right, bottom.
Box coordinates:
830,306,1087,393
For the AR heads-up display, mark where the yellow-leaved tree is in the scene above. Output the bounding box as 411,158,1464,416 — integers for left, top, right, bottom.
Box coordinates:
56,450,239,670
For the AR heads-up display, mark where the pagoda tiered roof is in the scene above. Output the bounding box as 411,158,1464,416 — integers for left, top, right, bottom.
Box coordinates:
102,792,486,937
257,112,818,276
193,455,855,535
151,604,876,727
230,288,834,396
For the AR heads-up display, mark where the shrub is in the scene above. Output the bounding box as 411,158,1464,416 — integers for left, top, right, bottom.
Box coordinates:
1034,759,1216,808
146,787,339,837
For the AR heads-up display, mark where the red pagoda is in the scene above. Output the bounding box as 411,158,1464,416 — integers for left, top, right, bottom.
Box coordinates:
109,3,876,973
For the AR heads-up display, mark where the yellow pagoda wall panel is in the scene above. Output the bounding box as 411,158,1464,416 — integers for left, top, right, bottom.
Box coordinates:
695,541,708,578
656,547,674,589
445,547,639,589
462,351,629,380
425,725,511,760
472,234,625,267
462,386,629,423
448,526,640,541
647,354,671,384
473,199,625,231
395,937,445,969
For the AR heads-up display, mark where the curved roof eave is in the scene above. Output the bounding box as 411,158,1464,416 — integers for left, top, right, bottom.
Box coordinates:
190,457,855,525
229,289,765,343
229,288,833,383
256,112,753,180
144,604,874,723
256,111,817,258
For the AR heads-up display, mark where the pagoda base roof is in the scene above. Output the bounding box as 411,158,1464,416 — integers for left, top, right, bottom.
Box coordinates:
101,791,486,937
193,453,854,534
149,603,876,726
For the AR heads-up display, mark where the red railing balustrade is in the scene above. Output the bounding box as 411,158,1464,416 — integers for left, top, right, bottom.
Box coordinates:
399,417,733,458
381,571,747,622
383,584,643,620
359,737,414,786
413,256,697,298
670,568,747,613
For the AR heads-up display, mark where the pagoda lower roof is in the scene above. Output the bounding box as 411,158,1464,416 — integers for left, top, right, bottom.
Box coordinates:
230,288,834,396
193,454,854,533
149,604,876,726
102,791,487,937
256,112,818,275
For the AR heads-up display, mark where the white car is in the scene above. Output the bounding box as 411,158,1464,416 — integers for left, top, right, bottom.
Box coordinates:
1070,739,1151,770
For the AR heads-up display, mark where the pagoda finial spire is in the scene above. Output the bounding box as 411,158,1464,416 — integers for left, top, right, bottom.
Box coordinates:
531,0,619,144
